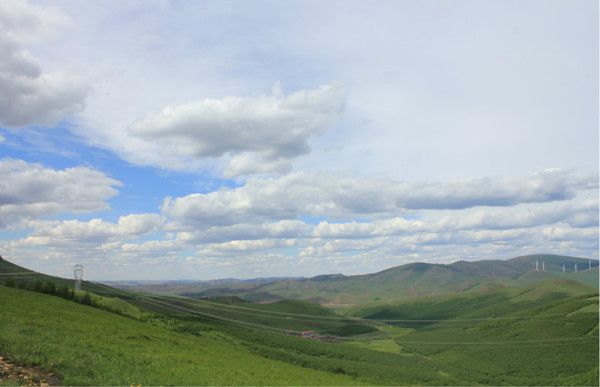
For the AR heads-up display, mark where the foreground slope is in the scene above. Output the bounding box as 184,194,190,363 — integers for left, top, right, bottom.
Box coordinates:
0,285,357,385
2,257,598,385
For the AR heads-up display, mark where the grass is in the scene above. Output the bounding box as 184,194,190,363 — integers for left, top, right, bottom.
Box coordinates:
356,290,599,385
0,259,121,297
0,285,359,386
132,293,377,336
345,339,402,354
122,292,464,385
160,254,599,305
2,255,598,386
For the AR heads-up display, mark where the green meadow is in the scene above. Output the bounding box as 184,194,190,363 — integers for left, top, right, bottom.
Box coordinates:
1,254,598,385
0,286,357,386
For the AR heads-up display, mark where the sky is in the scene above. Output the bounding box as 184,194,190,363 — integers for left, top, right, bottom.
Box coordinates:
0,0,598,280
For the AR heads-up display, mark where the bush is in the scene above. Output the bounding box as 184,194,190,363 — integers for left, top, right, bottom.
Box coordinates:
79,292,94,306
33,280,43,292
43,281,57,295
4,277,16,288
56,285,73,299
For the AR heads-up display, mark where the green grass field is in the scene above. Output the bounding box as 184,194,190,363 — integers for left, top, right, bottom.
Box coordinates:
345,287,599,385
0,285,358,386
130,294,377,336
1,256,598,385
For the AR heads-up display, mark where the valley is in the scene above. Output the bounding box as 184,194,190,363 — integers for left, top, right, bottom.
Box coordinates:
1,254,598,385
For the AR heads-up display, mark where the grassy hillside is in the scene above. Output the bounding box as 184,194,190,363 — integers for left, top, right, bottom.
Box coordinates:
2,256,598,385
124,280,599,385
130,293,377,336
118,292,467,385
0,285,358,386
163,254,598,305
393,293,599,386
345,278,595,323
0,258,122,297
342,281,599,385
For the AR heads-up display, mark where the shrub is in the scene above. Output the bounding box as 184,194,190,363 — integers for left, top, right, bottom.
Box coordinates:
43,281,57,295
4,277,16,288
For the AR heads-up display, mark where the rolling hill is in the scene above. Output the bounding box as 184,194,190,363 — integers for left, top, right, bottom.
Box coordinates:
143,254,599,305
0,256,123,297
1,254,598,385
0,285,358,385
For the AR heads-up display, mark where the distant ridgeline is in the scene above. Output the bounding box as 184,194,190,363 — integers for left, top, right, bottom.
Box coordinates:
2,254,598,306
128,254,599,305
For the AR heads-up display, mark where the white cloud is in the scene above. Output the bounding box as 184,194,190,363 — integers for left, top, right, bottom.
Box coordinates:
0,1,87,128
175,220,310,244
394,169,597,210
162,169,597,228
97,84,344,175
117,213,165,235
0,1,597,279
0,0,68,44
0,158,120,227
9,214,164,249
2,162,596,279
199,239,296,256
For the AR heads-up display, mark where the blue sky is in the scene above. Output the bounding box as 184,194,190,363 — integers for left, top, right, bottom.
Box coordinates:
0,0,598,280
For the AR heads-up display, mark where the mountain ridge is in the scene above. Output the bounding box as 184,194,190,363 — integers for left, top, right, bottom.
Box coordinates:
3,254,598,305
142,254,598,305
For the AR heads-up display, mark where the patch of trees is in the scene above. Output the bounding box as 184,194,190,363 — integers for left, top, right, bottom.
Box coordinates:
3,278,96,307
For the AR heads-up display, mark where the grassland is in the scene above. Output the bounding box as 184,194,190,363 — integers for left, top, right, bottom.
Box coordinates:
130,294,376,336
0,258,120,297
344,285,599,385
166,254,599,305
1,256,598,385
116,278,598,385
0,285,359,386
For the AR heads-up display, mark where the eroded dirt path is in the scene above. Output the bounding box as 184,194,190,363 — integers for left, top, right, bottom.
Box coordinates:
0,355,60,386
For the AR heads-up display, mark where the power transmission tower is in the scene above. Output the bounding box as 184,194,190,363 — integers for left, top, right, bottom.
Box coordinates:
73,264,83,291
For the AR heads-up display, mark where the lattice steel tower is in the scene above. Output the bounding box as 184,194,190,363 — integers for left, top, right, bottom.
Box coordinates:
73,264,83,291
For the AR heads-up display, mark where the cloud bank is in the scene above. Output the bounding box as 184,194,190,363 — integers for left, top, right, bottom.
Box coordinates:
0,1,87,128
2,166,597,279
0,158,120,227
162,169,597,228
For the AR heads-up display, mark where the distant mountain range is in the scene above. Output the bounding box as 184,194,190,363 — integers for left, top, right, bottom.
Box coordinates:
111,254,599,305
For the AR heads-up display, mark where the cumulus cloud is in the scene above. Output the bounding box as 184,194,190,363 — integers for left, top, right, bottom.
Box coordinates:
0,158,120,227
394,169,597,209
0,0,87,128
122,84,343,175
5,164,595,278
175,220,310,244
198,239,296,256
162,169,597,228
15,214,164,246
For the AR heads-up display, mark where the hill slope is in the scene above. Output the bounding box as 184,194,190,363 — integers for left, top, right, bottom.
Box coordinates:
175,254,598,305
2,256,597,385
0,285,358,385
0,257,121,297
